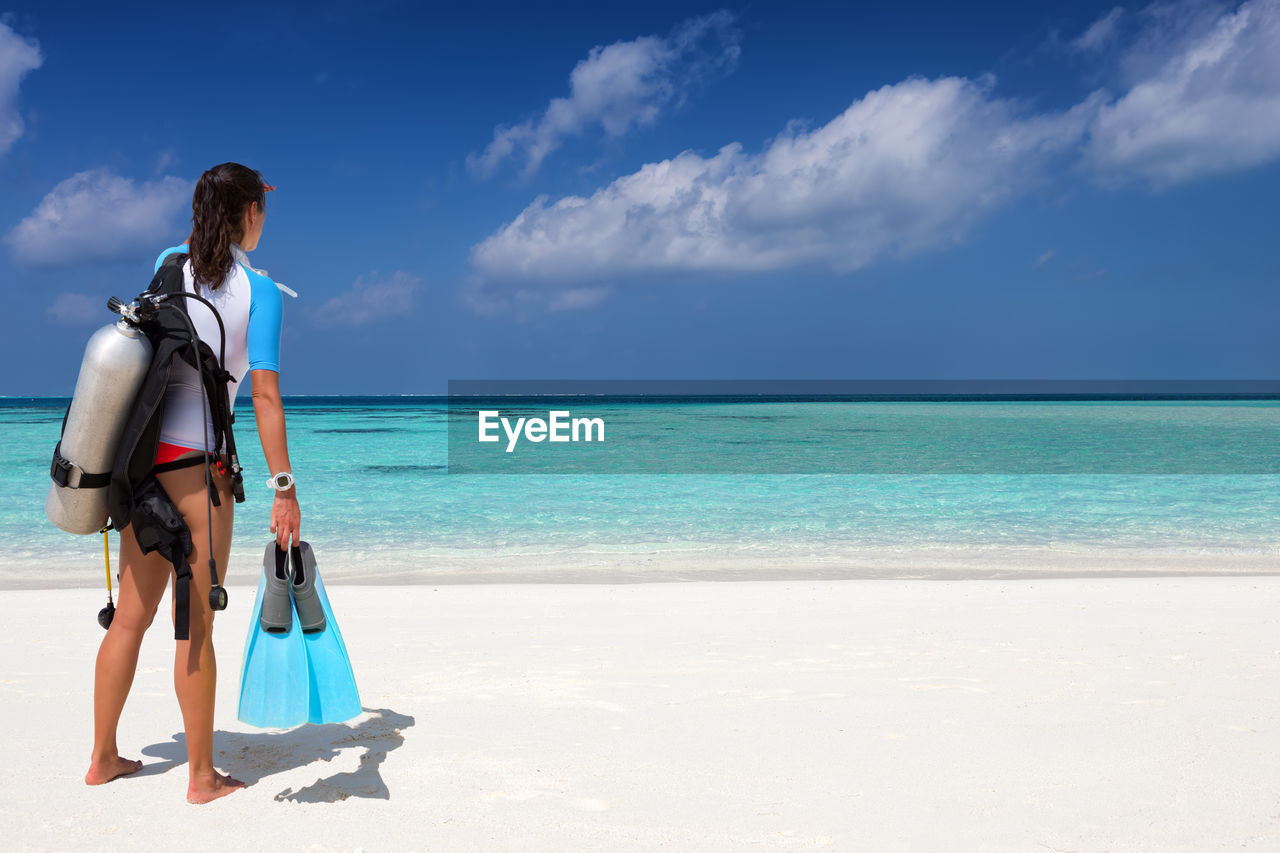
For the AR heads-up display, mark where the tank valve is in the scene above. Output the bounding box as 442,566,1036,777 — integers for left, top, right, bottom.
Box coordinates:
106,296,144,325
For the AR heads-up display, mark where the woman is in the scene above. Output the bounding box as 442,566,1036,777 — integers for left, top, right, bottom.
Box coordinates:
83,163,300,804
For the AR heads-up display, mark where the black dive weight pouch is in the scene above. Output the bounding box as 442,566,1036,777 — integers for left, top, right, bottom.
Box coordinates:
131,474,199,640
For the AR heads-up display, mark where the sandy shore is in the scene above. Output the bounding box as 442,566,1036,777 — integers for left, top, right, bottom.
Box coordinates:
3,577,1278,851
5,541,1278,588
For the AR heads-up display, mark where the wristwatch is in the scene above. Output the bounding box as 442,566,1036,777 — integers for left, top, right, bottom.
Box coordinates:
266,471,296,491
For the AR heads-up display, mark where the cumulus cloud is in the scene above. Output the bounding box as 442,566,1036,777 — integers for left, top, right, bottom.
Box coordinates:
468,11,740,178
47,292,103,324
0,20,42,157
1085,0,1280,185
313,271,421,326
6,169,192,267
471,76,1096,288
468,0,1280,306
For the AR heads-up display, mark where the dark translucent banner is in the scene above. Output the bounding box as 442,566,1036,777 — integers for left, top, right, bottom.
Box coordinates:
446,381,1280,474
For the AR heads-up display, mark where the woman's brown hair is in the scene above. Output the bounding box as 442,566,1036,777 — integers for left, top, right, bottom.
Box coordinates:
188,163,268,290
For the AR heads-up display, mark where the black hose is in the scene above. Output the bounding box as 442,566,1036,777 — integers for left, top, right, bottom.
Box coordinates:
151,291,228,374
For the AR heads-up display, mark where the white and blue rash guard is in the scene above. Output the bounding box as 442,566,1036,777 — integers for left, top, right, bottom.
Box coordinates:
153,243,283,452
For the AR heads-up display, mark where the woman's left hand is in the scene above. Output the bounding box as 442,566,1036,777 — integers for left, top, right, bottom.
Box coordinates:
270,489,301,549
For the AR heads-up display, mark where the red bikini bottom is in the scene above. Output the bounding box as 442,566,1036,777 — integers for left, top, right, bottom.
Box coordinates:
155,441,203,465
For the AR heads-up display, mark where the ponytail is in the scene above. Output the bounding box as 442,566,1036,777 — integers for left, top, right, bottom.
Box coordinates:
188,163,267,290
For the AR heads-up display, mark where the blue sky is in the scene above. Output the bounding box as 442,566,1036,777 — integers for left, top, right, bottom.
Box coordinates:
1,0,1277,394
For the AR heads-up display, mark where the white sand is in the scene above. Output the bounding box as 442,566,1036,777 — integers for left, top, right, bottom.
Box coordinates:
3,577,1278,851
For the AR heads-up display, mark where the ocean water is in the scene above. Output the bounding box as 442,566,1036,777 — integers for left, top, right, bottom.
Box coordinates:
5,396,1279,586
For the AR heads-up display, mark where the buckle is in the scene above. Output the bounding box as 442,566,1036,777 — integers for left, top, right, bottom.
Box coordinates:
50,447,80,489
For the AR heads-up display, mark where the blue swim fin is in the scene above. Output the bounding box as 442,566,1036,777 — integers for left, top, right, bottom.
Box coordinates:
293,542,361,724
237,545,308,729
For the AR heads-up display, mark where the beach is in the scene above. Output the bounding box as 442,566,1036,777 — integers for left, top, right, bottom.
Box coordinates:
5,575,1278,851
8,396,1279,849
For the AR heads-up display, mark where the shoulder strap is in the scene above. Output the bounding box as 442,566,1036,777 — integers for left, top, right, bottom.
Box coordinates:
149,252,188,294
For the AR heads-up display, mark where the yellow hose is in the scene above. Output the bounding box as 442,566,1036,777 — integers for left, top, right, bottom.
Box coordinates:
101,527,112,594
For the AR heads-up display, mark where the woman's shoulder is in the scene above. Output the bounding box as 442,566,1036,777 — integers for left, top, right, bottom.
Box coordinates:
233,260,284,316
153,243,190,273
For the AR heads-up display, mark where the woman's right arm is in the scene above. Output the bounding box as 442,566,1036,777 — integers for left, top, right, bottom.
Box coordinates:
251,368,301,549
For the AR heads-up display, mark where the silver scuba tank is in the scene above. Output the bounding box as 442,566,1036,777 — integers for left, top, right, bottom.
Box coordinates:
45,317,153,534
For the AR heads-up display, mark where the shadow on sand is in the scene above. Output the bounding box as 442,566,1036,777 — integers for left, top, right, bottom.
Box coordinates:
140,707,415,802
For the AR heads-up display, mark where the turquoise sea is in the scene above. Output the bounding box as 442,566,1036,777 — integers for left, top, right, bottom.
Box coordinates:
4,396,1279,586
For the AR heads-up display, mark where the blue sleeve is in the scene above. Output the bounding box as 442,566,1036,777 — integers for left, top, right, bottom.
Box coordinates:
154,244,188,272
241,264,283,373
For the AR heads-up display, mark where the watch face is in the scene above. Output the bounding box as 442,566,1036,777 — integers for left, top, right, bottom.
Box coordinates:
273,473,291,488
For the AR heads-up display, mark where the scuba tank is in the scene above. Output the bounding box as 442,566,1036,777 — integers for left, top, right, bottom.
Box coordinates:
46,304,153,534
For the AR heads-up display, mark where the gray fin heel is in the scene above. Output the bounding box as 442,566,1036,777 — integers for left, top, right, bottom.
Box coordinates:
258,544,293,633
290,542,327,634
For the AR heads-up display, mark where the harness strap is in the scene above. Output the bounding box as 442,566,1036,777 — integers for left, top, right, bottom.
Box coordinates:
151,453,222,507
151,453,215,475
171,553,194,642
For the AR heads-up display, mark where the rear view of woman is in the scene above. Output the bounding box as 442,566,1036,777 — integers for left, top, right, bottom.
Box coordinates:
84,163,301,803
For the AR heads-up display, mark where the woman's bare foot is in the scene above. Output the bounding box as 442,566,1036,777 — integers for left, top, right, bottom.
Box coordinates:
84,755,143,785
187,770,246,804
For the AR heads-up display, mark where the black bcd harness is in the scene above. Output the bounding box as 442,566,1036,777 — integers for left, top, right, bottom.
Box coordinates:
106,253,246,640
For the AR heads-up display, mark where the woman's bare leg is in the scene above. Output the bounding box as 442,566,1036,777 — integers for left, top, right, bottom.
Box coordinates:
157,460,244,804
86,523,171,784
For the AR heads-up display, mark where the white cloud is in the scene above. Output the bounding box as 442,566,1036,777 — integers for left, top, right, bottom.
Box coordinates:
313,271,421,326
471,76,1096,289
47,292,102,324
468,11,740,178
1085,0,1280,185
1071,7,1125,52
463,281,610,317
0,20,42,157
469,0,1280,308
1034,249,1056,268
6,169,192,267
